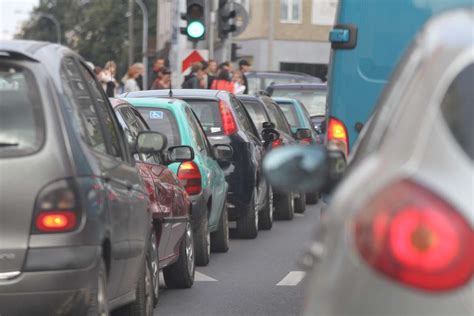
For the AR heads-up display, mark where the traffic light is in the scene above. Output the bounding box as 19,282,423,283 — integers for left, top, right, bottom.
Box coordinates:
218,2,236,39
231,43,241,62
180,0,206,42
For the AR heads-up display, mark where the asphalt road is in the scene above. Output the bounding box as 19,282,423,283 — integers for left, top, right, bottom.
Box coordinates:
155,202,322,316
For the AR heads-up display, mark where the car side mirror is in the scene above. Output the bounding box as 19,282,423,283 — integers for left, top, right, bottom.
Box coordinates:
295,128,312,140
167,145,195,163
261,128,280,143
263,145,329,192
262,121,275,129
213,144,233,161
136,131,167,155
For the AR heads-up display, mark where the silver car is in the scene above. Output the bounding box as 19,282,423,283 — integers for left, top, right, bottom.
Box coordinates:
264,9,473,316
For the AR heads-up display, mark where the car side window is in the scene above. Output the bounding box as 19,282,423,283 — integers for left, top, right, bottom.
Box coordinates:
440,63,473,161
61,57,107,154
267,101,291,134
185,107,206,153
76,62,124,160
232,97,259,138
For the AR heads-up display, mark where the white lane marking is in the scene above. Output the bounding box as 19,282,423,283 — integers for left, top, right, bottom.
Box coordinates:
294,213,304,217
276,271,306,286
195,271,218,282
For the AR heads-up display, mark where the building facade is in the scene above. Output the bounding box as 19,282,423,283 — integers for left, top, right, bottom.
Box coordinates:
234,0,337,79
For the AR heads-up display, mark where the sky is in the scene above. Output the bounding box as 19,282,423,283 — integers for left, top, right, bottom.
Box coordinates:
0,0,39,40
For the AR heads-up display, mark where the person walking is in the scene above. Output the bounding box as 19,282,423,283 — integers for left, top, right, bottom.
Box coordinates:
182,62,204,89
134,63,145,90
99,60,118,97
123,65,141,93
153,67,171,89
239,59,251,94
210,69,234,93
150,57,165,89
232,70,246,94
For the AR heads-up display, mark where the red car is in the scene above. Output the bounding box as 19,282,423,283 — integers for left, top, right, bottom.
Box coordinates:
110,98,195,295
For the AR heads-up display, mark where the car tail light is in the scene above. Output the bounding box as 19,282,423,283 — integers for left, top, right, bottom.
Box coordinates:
354,180,474,291
299,138,312,145
327,116,349,156
33,179,81,233
218,100,238,135
271,138,283,148
177,161,202,195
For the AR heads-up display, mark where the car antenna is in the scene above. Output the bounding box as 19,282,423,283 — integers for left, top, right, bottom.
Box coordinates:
168,75,173,98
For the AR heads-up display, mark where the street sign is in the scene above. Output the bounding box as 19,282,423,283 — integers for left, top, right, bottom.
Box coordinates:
181,49,209,73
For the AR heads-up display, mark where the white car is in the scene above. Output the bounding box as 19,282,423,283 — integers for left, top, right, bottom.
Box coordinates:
264,9,473,316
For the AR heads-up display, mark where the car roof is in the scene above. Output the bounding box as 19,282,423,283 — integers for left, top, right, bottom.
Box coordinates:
122,89,224,99
121,97,187,111
246,71,315,78
0,40,76,65
269,83,327,90
272,97,299,104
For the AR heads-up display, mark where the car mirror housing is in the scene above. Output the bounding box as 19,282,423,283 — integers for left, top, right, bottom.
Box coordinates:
167,145,195,163
262,121,275,129
213,144,233,162
261,128,280,143
263,144,329,193
295,128,312,140
136,131,167,155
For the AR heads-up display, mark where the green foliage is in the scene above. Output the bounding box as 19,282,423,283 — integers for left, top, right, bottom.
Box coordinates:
18,0,157,78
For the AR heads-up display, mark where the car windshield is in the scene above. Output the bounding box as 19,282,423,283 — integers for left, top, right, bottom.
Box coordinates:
183,99,224,135
271,89,327,117
240,100,269,131
137,107,181,147
275,101,301,127
0,63,44,158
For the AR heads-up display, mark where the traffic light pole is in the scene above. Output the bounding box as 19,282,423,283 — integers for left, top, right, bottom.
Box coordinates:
136,0,149,89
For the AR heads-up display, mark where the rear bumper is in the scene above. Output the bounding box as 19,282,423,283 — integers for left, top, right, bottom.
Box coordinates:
0,246,100,315
189,193,207,228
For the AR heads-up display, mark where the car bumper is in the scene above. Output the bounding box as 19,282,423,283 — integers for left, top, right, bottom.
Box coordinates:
0,246,101,316
189,193,207,228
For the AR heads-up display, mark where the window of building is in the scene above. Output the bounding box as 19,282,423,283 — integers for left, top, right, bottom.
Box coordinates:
280,0,302,23
311,0,338,25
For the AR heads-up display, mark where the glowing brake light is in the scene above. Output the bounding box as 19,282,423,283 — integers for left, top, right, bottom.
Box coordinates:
327,116,349,155
36,211,77,232
354,180,474,291
177,161,202,195
271,138,283,148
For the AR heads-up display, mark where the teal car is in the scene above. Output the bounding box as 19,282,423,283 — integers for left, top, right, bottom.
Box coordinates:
125,98,231,267
273,97,321,145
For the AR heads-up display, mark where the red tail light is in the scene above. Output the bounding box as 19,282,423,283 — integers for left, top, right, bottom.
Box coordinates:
177,161,202,195
354,180,474,291
218,100,238,135
271,138,283,148
33,179,81,233
327,116,349,156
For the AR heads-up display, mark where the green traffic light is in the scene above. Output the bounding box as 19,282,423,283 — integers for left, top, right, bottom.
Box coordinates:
187,20,205,39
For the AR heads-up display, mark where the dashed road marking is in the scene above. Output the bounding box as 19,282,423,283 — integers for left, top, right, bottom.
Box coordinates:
276,271,306,286
294,213,304,217
195,271,218,282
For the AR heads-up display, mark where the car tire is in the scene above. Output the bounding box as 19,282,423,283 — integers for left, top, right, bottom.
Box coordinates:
306,192,319,205
294,193,306,214
113,241,155,316
236,188,259,239
87,257,109,316
210,201,229,252
274,193,295,220
148,230,159,306
163,221,195,289
194,214,210,266
258,186,273,230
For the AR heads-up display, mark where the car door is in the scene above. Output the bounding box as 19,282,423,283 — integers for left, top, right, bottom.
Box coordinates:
186,107,226,231
74,62,149,297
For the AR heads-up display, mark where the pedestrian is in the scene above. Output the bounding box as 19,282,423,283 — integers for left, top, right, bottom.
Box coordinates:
99,60,118,97
239,59,251,94
123,64,141,93
134,63,145,90
94,66,102,77
208,59,218,76
182,62,204,89
150,57,165,89
232,70,246,94
153,67,171,89
210,69,234,93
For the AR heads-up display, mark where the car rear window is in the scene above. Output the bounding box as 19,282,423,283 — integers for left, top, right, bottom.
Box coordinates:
271,89,326,117
274,101,300,127
138,107,181,147
0,62,44,158
183,99,224,135
240,100,269,131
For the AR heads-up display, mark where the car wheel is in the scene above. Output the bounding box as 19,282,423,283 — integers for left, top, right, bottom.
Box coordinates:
274,193,294,220
148,230,159,306
194,214,210,266
113,244,155,316
306,192,319,205
258,186,273,230
163,221,195,289
88,258,109,316
294,193,306,214
236,188,258,239
210,200,229,252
